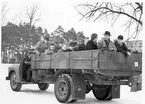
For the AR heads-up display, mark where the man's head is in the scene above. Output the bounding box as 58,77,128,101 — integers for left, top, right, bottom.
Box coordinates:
91,33,98,42
117,35,124,43
104,31,111,39
50,44,55,51
79,39,85,44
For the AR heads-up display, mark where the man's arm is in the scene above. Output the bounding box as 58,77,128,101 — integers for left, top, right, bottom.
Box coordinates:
123,42,131,52
34,41,42,54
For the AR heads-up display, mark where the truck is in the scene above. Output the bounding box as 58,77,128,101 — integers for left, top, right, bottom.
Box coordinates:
6,49,142,103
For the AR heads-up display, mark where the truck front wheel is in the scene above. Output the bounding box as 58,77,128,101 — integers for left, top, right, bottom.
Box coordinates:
92,84,111,100
10,72,22,91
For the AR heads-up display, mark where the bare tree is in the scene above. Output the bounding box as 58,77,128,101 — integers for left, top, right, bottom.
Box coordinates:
75,2,143,40
1,2,9,25
25,5,41,28
25,4,41,47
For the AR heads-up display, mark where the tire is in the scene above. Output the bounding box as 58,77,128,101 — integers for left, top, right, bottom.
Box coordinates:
38,83,49,91
54,74,73,103
10,72,22,91
92,84,111,100
85,81,92,94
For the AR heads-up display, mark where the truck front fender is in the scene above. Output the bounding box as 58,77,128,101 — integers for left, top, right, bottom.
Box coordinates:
6,64,21,82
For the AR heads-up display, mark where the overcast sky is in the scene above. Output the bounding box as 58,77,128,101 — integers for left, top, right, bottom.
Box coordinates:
1,0,144,40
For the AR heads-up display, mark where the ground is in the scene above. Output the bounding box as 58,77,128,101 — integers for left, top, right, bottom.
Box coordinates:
0,64,143,104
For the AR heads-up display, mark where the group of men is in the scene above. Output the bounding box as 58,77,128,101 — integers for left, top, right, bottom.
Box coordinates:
86,31,131,57
35,31,132,57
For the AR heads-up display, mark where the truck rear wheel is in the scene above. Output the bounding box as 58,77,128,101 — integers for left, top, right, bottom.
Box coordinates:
54,74,73,103
38,83,49,91
10,72,22,91
92,84,111,100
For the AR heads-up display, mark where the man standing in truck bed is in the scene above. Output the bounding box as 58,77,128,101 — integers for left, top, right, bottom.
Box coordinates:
35,34,52,55
98,31,116,51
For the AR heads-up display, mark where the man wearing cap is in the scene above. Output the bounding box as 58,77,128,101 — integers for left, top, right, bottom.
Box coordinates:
114,35,131,57
35,34,52,55
98,31,116,50
86,33,98,50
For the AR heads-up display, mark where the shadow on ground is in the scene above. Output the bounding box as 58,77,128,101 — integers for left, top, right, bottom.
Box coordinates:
20,89,54,95
69,97,120,104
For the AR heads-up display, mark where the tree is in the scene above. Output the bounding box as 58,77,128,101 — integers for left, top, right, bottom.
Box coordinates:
44,29,49,36
25,4,41,47
77,31,85,40
65,28,77,41
52,26,66,43
1,22,41,63
53,25,65,36
1,2,9,25
25,4,41,28
75,2,143,40
52,26,86,44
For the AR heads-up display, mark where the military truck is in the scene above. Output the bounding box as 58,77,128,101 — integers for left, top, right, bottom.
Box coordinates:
6,49,142,103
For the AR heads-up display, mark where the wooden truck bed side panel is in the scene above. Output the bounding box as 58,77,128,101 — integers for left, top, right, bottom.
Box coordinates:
31,50,100,69
31,50,141,73
91,50,100,69
126,53,142,71
31,54,51,69
51,52,69,69
99,51,142,71
99,51,129,70
69,51,92,69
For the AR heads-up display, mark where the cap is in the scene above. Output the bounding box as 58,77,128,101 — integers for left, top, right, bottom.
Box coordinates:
118,35,124,40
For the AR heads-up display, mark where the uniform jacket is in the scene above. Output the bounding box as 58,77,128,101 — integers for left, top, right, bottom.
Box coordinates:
98,38,116,50
86,40,98,50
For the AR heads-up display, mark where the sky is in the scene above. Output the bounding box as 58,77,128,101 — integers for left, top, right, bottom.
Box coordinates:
1,0,144,41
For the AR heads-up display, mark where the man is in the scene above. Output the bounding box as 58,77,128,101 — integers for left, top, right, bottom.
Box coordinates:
53,42,63,52
86,33,98,50
35,34,52,55
98,31,116,50
77,39,86,51
50,44,55,52
66,41,78,51
114,35,131,57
